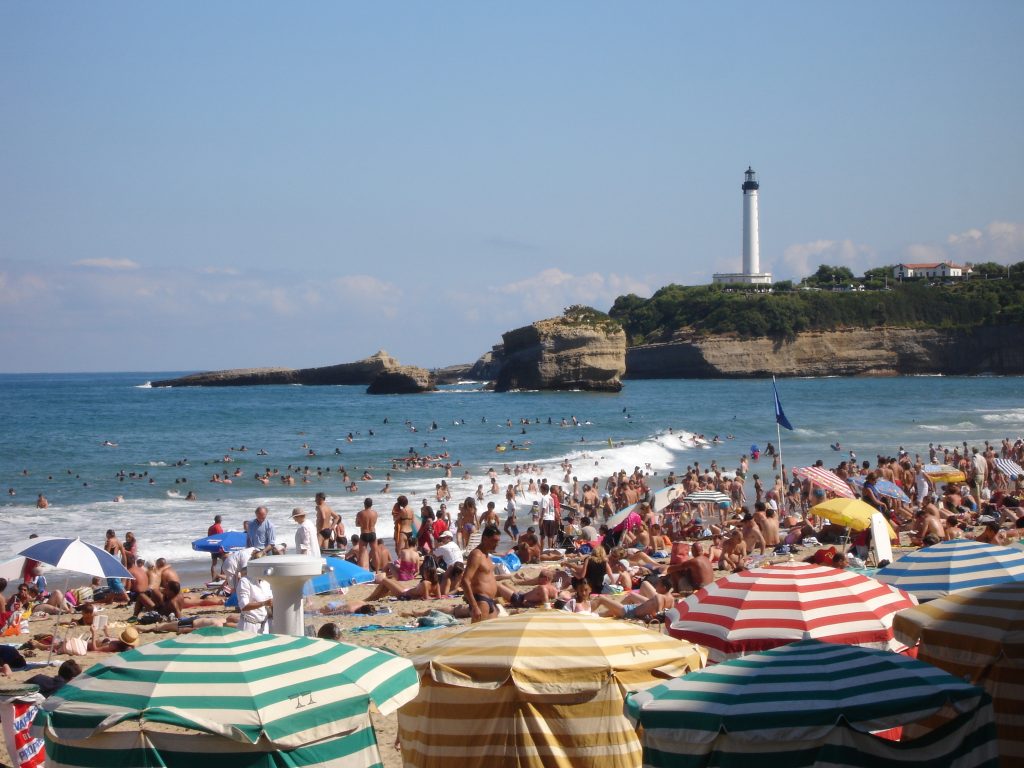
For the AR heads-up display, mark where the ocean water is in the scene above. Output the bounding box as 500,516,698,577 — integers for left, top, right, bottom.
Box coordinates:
1,372,1022,567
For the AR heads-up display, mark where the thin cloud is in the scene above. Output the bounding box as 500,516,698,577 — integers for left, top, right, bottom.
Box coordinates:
72,258,140,270
780,239,877,279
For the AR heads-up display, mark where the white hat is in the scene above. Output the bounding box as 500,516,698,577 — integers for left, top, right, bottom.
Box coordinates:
437,530,453,540
290,508,306,519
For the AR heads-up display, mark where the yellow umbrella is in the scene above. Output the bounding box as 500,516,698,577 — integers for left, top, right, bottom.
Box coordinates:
810,497,897,539
397,611,706,768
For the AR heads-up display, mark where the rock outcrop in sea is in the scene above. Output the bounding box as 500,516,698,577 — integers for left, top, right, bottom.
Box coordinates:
489,307,627,392
365,365,437,394
151,351,405,388
624,325,1024,378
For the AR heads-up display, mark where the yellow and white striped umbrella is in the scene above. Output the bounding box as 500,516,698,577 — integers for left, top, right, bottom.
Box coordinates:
894,581,1024,765
397,611,706,768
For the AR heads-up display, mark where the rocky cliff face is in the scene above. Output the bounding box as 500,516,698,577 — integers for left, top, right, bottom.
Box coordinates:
151,350,402,387
625,325,1024,378
366,365,437,394
494,314,627,392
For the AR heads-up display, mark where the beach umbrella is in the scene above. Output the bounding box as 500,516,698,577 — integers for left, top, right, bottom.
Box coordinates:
683,490,730,505
667,561,916,663
875,539,1024,600
995,458,1024,479
605,502,641,531
0,557,26,582
894,581,1024,765
810,497,897,538
792,465,856,499
924,463,967,483
190,531,248,554
36,626,419,768
397,611,707,768
847,475,912,503
626,639,999,768
17,537,131,579
650,485,681,513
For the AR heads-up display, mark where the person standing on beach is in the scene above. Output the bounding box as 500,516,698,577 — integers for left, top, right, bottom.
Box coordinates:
315,492,340,549
291,508,320,557
246,506,279,555
537,483,556,550
392,495,415,555
236,565,273,634
355,497,377,571
463,525,502,622
207,514,225,580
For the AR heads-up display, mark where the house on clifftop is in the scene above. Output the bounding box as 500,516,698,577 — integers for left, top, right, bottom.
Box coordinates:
893,262,971,280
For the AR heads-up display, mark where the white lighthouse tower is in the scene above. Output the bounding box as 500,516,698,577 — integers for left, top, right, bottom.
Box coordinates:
713,166,773,286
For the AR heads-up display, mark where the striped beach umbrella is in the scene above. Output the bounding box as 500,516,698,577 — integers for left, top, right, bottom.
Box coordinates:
683,490,730,505
894,581,1024,765
995,458,1024,479
924,463,967,483
626,639,999,768
397,611,706,768
847,475,912,503
668,562,916,663
875,539,1024,600
36,626,418,768
792,466,856,499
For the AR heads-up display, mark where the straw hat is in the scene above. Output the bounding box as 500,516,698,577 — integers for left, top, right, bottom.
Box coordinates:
291,508,307,519
120,627,140,647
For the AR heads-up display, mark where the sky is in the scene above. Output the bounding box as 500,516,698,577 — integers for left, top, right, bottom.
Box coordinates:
2,2,1022,373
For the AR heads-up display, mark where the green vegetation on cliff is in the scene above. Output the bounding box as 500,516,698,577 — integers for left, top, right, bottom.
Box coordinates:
609,263,1024,344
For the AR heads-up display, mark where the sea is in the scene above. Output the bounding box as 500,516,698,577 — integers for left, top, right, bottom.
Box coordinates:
1,372,1022,570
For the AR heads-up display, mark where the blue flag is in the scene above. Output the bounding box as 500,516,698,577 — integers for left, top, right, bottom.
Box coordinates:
773,377,793,431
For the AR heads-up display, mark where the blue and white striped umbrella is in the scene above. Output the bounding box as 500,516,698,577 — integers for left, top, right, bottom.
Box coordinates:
995,458,1024,480
17,537,131,579
847,475,911,503
875,539,1024,600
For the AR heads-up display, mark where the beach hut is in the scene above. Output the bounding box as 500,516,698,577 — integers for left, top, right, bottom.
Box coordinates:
894,581,1024,766
397,611,706,768
35,626,418,768
668,561,916,663
626,639,999,768
875,539,1024,600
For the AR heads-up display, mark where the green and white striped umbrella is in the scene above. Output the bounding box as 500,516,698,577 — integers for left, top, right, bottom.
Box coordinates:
627,639,999,768
36,626,418,768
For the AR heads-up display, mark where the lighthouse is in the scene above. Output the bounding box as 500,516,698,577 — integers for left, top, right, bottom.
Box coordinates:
742,167,760,275
713,167,773,286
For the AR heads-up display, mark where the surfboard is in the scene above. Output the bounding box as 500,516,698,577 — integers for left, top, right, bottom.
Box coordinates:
870,512,894,565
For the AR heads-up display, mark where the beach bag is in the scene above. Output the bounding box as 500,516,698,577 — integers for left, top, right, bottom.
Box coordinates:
417,609,458,628
138,611,163,625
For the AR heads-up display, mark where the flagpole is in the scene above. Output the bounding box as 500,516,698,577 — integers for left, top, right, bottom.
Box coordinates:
774,376,785,483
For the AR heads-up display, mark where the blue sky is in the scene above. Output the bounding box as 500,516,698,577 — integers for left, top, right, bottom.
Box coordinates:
2,2,1022,373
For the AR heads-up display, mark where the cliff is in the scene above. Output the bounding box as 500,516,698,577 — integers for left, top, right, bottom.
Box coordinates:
625,325,1024,378
494,309,627,392
151,351,402,387
366,365,437,394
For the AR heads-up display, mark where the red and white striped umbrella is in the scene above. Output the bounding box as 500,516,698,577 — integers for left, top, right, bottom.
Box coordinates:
792,466,856,499
668,562,917,663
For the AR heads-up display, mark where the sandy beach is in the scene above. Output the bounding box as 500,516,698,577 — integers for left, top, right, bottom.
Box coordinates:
0,536,912,768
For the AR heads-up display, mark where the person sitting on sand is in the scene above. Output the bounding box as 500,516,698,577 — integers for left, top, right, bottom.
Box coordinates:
499,568,558,609
364,569,442,602
562,578,593,613
591,577,675,621
389,541,422,582
514,528,541,565
666,542,715,592
719,529,748,572
573,544,612,595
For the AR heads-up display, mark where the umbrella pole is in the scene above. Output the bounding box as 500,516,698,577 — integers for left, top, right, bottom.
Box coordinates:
46,573,71,666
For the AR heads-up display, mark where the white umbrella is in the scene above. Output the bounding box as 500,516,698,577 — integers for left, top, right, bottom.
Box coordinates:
17,537,131,579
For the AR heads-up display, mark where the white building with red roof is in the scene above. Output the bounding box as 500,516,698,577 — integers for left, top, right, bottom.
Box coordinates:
893,261,971,280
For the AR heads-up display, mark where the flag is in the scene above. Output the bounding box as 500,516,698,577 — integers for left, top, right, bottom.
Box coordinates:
773,376,793,431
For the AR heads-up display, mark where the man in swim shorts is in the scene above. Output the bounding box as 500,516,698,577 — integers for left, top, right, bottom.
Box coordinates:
463,525,502,622
355,497,377,571
315,492,340,549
